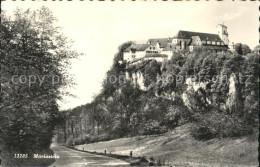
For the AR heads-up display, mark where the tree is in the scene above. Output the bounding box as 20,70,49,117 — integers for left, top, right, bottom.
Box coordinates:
253,45,260,54
234,43,251,55
1,7,79,166
144,60,161,87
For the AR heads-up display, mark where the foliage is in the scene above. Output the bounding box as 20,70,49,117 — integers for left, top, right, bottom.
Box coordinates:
253,45,260,53
144,60,161,87
164,104,188,128
1,7,79,165
57,40,258,145
143,120,167,135
101,42,133,98
190,111,254,140
234,43,251,55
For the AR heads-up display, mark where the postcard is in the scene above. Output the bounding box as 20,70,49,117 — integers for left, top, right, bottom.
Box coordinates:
1,1,259,166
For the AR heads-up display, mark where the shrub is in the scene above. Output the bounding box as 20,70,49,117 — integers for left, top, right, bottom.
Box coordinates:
96,133,112,142
190,125,216,140
144,60,161,87
65,136,74,146
74,136,88,145
190,111,255,140
164,106,181,128
143,120,168,135
235,43,251,55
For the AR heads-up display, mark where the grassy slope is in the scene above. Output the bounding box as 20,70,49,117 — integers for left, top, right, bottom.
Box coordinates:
75,124,258,167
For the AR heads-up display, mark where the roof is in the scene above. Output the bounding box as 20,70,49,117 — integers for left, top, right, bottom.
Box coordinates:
124,44,151,52
145,53,168,58
162,43,178,51
147,38,173,48
129,57,143,63
176,30,222,42
127,53,168,64
201,45,229,50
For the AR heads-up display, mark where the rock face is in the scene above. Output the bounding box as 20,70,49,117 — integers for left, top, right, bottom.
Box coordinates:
226,73,237,114
133,71,146,90
125,62,239,114
186,78,207,91
126,71,146,91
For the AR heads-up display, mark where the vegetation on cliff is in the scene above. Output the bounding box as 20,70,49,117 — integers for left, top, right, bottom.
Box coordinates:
57,42,259,146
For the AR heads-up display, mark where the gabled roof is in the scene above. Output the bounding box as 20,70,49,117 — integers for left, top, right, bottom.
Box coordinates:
145,53,168,58
147,38,174,48
124,44,151,52
176,30,222,42
162,43,178,51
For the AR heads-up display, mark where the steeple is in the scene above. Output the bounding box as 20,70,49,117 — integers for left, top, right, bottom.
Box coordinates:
216,23,229,45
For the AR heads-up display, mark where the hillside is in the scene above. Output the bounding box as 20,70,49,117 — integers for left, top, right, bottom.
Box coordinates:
75,123,258,167
56,44,259,166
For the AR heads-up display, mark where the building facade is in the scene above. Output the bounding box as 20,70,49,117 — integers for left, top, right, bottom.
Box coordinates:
123,24,229,63
124,43,167,64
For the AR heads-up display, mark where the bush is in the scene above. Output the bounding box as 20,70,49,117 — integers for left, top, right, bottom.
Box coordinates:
235,43,251,55
190,125,216,140
95,133,113,142
65,136,74,146
164,104,190,129
164,106,181,128
74,136,87,145
144,60,161,87
143,120,168,135
72,133,114,144
190,111,255,140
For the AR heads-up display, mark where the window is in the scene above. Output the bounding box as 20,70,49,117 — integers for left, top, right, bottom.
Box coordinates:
221,42,224,45
207,41,211,44
132,55,136,58
189,46,193,51
150,47,152,49
202,41,206,44
212,41,216,45
217,42,220,45
153,47,155,50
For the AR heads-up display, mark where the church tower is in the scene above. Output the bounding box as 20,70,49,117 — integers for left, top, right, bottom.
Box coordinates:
216,24,229,45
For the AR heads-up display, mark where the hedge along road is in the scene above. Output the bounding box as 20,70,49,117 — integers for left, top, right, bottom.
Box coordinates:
49,142,130,167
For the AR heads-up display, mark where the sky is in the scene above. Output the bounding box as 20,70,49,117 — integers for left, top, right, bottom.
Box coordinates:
2,1,259,110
